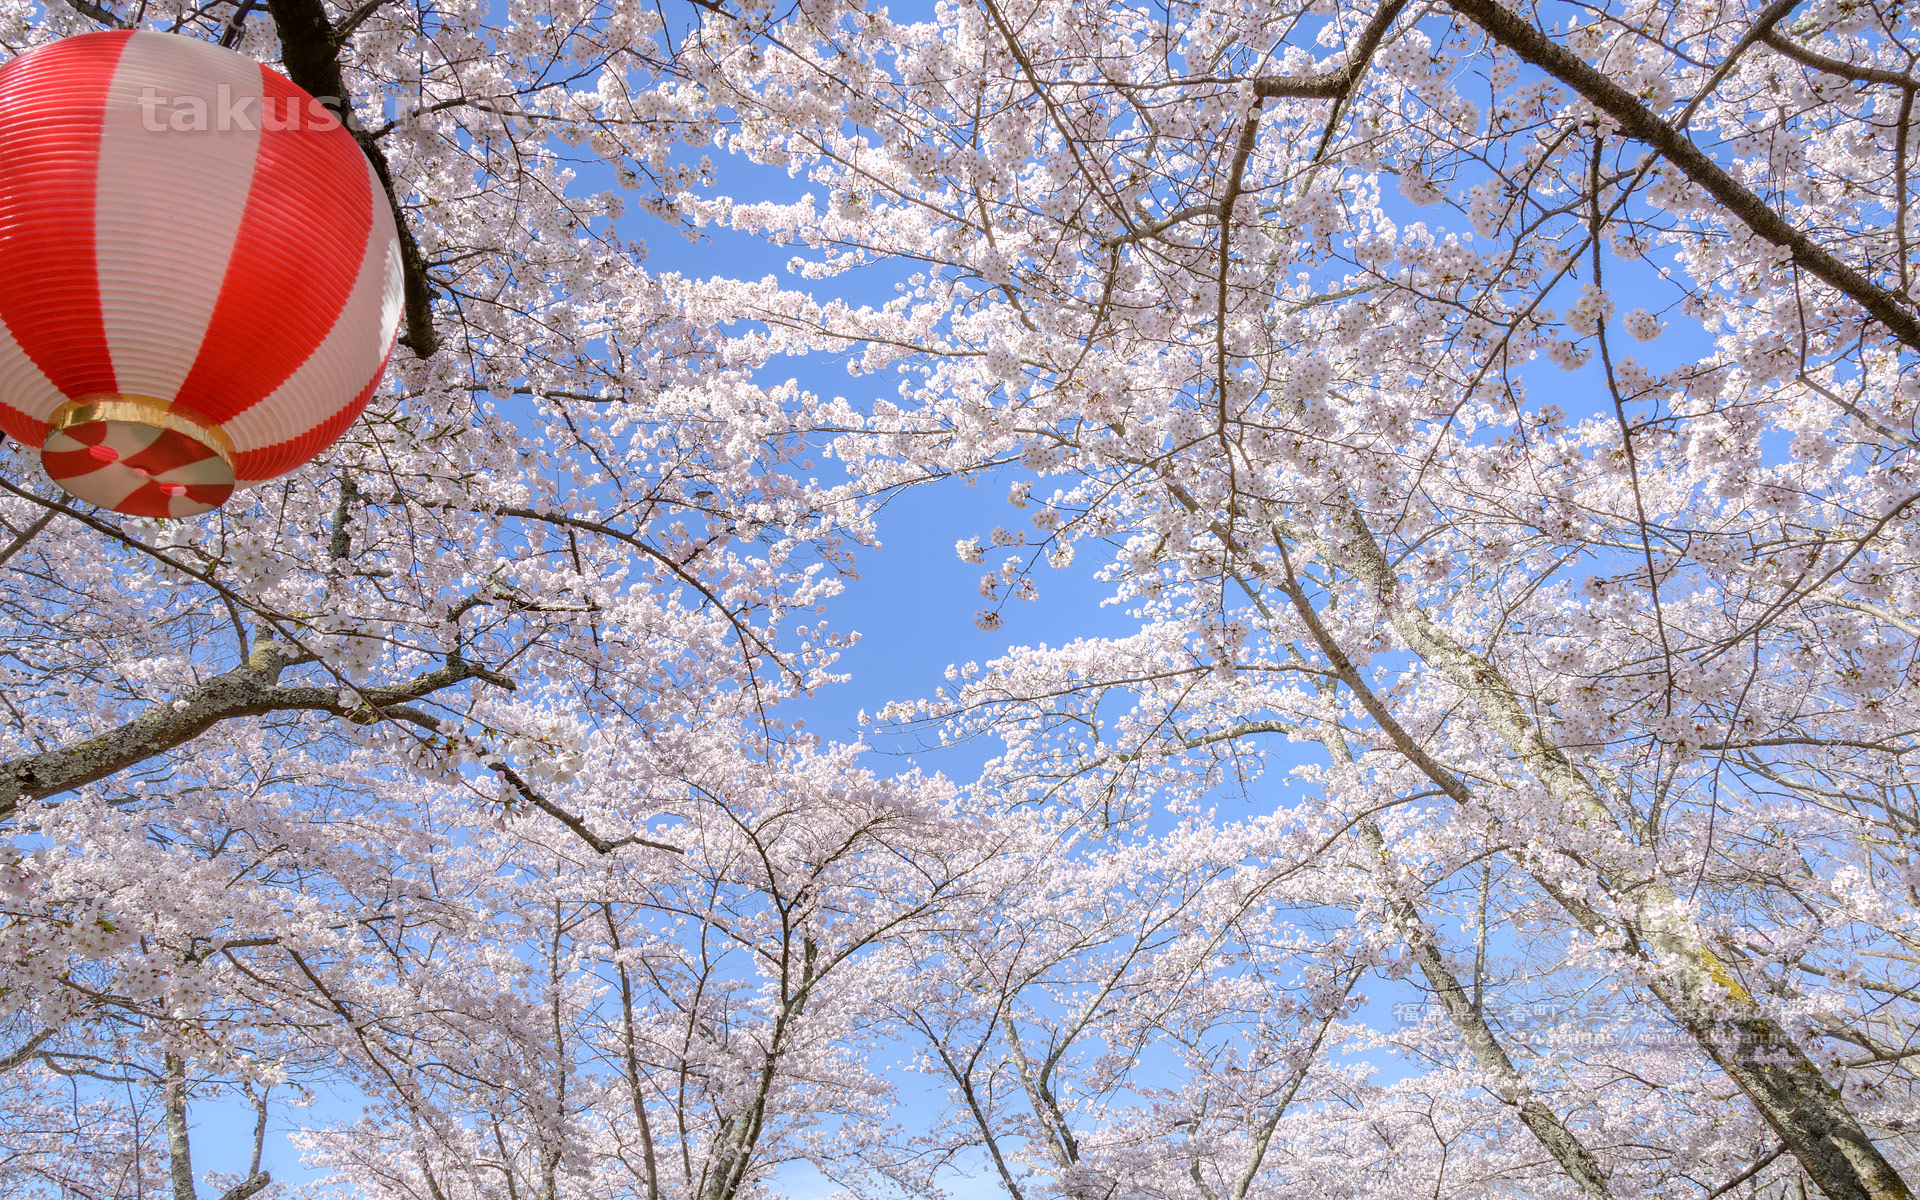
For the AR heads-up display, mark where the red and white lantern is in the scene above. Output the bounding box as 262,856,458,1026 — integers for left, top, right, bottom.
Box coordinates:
0,30,403,518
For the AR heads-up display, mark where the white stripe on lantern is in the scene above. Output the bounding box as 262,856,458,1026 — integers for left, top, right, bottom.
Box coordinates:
229,154,402,478
94,32,262,405
0,312,66,439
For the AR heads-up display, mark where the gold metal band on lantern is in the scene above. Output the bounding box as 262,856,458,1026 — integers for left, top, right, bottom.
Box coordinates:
47,395,236,467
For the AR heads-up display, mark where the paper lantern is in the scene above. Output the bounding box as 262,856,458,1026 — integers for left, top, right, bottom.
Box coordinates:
0,30,403,518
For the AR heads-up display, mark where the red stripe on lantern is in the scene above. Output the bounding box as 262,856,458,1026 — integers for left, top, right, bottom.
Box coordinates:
112,479,176,518
0,368,50,447
0,31,130,416
172,67,373,425
41,444,114,478
233,348,389,482
121,425,219,475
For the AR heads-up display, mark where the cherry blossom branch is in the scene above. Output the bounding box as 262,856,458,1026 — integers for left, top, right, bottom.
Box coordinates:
497,505,805,701
489,761,683,856
1225,995,1350,1200
0,645,512,818
934,1042,1027,1200
1664,0,1801,134
1099,418,1898,1189
1314,704,1613,1198
600,906,666,1200
1705,1144,1788,1198
1443,0,1920,353
0,478,363,687
1795,373,1920,453
0,510,54,570
1301,507,1914,1200
0,1029,55,1075
1759,29,1920,88
0,625,675,856
976,0,1128,232
1100,0,1407,250
1215,101,1264,478
216,1173,272,1200
1248,0,1407,100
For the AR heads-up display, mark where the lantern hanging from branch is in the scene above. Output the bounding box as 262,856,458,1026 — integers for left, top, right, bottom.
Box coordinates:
0,30,404,518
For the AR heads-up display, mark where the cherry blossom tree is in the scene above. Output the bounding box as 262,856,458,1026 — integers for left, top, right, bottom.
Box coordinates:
2,0,1918,1198
1,0,886,1194
684,0,1920,1195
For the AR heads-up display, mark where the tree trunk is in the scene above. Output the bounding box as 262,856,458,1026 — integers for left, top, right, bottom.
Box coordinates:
1321,719,1613,1199
166,1053,197,1200
1327,509,1912,1200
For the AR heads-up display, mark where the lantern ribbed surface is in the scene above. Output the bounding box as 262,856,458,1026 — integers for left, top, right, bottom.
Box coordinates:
0,31,403,517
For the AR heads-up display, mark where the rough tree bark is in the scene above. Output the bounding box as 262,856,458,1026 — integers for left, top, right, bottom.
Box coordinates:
165,1054,198,1200
1313,506,1913,1200
0,641,511,818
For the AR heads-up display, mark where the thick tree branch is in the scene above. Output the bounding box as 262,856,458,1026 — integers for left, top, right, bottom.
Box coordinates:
1444,0,1920,353
0,510,54,570
63,0,130,28
328,472,361,562
1317,714,1612,1198
1761,30,1920,89
166,1054,197,1200
216,1174,272,1200
1313,505,1914,1200
0,1028,55,1075
0,644,512,818
1249,0,1407,98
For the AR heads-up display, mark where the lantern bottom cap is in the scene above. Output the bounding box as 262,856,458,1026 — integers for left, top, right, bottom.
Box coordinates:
41,397,236,518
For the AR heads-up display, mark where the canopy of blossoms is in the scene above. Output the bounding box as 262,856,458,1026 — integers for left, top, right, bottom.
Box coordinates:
0,1,1916,1199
